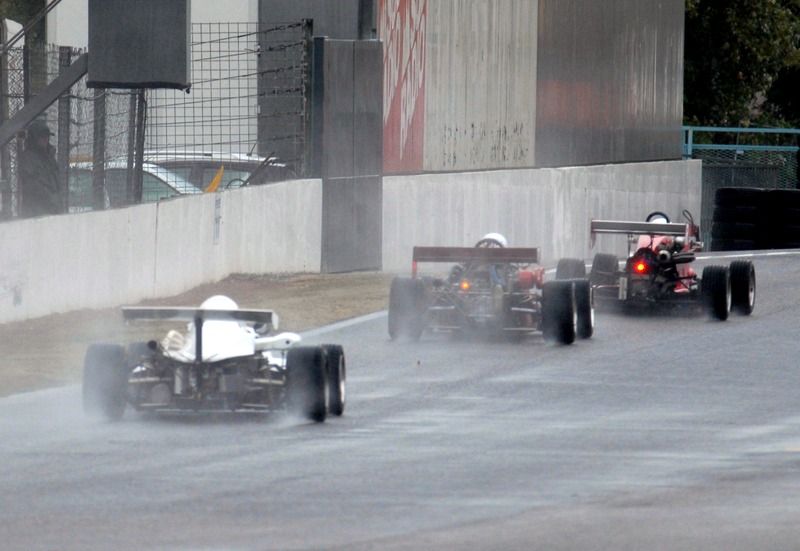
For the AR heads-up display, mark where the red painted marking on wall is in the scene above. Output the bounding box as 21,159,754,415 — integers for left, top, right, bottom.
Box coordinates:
379,0,427,174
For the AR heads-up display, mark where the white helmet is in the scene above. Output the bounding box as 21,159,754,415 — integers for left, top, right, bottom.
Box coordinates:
200,295,238,310
475,232,508,248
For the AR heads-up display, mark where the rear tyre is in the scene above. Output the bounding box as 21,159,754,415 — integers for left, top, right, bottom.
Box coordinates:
286,346,328,422
573,279,594,339
388,277,426,341
556,258,586,279
82,343,128,421
542,281,576,345
589,253,619,286
321,344,346,416
701,265,731,321
729,260,755,315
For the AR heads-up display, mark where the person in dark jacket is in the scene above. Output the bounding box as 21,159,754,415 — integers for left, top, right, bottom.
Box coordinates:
18,120,62,217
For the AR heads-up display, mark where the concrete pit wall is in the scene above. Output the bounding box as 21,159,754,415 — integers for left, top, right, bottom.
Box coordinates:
382,160,702,273
0,179,321,323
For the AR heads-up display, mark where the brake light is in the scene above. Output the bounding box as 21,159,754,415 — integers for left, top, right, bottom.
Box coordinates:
635,261,647,274
459,279,471,291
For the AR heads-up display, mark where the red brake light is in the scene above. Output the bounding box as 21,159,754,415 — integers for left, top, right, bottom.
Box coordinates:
635,261,647,273
459,279,471,291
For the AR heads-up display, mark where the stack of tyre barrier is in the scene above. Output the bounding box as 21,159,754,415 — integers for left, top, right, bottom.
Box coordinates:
711,187,800,251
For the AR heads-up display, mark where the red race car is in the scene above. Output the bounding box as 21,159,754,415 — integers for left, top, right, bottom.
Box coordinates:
582,210,755,320
388,233,594,344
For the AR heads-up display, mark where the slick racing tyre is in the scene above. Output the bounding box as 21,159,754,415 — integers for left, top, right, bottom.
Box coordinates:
729,260,756,315
388,277,426,341
286,346,328,422
573,279,594,339
556,258,586,280
542,280,576,345
82,343,129,421
589,253,619,287
701,265,731,321
321,344,346,416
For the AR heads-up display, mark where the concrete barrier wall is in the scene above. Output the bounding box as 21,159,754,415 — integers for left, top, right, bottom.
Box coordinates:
0,179,322,323
382,160,702,273
0,162,700,322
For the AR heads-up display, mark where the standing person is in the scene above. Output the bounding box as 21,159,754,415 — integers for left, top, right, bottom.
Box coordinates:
18,119,62,217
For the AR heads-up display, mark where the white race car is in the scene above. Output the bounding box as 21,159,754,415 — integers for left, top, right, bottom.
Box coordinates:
82,296,345,422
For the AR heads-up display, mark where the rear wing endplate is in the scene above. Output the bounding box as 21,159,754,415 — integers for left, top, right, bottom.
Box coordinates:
590,220,688,237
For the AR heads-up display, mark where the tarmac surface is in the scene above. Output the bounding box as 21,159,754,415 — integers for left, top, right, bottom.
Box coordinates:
2,252,800,550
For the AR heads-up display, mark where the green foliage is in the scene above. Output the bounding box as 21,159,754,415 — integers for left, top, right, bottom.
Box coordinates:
0,0,40,24
684,0,800,127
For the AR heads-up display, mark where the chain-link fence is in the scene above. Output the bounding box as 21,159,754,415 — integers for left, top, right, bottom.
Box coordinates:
683,126,800,243
0,21,310,218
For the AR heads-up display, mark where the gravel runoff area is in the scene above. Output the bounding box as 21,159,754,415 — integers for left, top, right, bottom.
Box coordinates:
0,272,393,398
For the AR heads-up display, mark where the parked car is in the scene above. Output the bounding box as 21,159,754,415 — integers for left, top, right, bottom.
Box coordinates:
68,161,201,211
139,150,297,191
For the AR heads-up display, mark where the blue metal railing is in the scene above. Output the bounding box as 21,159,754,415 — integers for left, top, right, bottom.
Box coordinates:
683,125,800,158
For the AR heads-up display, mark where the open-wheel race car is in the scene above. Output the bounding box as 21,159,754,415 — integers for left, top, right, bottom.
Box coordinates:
82,296,345,422
388,234,594,344
583,210,756,319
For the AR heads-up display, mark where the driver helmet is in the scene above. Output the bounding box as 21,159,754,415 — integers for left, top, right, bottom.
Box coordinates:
475,232,508,248
200,295,239,310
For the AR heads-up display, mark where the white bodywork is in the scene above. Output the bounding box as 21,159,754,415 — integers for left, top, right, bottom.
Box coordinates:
130,295,299,363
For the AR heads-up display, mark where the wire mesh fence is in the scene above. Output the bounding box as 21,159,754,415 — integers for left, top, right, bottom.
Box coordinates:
0,21,310,218
683,126,800,244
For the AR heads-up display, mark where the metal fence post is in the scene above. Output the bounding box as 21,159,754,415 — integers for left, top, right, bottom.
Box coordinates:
125,92,136,204
133,90,146,203
92,88,106,210
0,32,9,219
57,47,72,213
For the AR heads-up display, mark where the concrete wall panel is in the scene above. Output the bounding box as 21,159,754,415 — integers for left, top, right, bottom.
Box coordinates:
423,0,538,172
0,179,322,323
536,0,684,166
259,0,365,39
382,160,701,272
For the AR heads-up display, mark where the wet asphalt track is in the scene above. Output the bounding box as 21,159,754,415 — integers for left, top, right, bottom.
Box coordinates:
2,251,800,550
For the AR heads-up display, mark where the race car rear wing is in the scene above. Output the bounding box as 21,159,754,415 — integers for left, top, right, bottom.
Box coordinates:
590,220,688,237
122,306,279,364
412,246,539,277
122,306,277,326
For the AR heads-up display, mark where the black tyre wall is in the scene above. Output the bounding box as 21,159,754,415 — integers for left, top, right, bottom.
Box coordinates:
712,187,800,251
